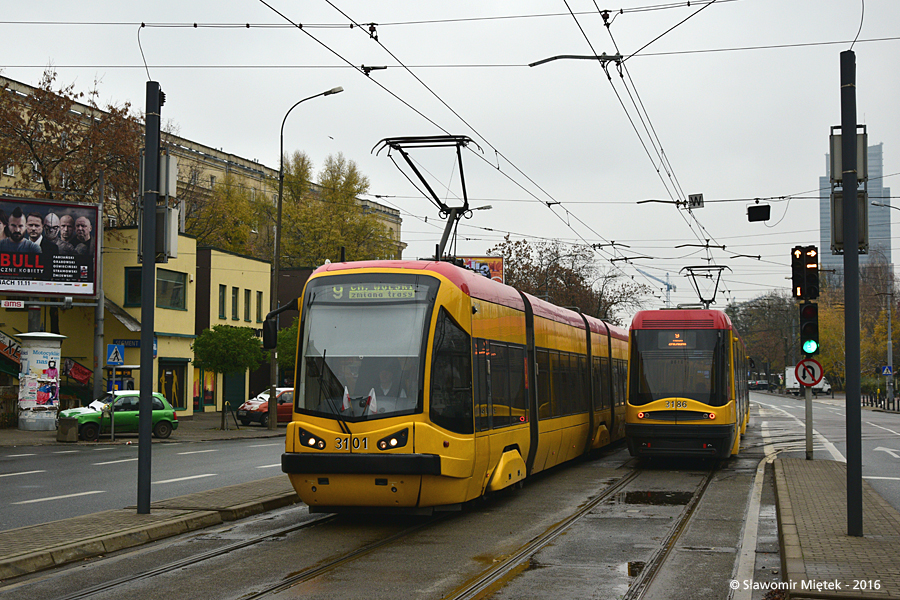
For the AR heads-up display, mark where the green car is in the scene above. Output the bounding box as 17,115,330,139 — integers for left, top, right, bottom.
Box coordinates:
58,391,179,441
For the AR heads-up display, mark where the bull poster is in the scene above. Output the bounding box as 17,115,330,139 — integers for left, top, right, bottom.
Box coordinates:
0,197,98,297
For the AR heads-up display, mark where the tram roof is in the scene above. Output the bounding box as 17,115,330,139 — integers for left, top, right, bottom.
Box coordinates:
630,308,735,331
312,260,626,340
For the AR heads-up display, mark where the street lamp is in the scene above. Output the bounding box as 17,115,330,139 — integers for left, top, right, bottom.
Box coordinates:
268,86,343,429
871,201,899,211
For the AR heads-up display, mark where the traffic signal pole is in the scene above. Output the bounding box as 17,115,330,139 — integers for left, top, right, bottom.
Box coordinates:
805,384,813,460
840,50,863,537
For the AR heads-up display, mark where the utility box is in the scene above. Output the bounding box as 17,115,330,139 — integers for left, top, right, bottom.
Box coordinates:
56,417,79,442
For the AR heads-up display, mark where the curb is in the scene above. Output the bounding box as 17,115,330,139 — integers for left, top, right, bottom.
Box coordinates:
0,510,222,581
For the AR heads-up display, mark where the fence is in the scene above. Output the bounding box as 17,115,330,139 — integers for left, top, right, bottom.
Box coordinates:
862,393,900,411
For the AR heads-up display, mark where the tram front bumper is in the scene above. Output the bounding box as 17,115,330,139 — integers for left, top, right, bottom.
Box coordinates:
282,452,442,475
626,423,735,458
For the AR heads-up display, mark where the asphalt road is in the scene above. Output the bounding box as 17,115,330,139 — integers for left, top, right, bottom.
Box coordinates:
753,392,900,512
0,438,286,531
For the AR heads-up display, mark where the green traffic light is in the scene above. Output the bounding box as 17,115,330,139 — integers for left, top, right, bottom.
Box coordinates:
802,339,819,354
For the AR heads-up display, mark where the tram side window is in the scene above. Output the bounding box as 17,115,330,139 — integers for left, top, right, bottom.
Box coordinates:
574,355,588,414
508,346,526,424
537,349,552,418
592,358,604,411
491,343,511,427
614,359,627,406
599,357,612,410
430,309,474,434
474,339,491,431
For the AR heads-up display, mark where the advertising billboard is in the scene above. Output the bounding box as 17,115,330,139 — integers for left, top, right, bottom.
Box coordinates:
459,256,504,283
0,197,98,297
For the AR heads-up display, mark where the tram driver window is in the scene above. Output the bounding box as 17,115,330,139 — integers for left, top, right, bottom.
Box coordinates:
430,308,473,434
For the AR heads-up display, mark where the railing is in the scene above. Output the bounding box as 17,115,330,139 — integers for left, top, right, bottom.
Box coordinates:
862,393,900,411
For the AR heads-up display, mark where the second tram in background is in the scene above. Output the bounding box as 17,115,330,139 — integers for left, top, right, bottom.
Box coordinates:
625,308,750,459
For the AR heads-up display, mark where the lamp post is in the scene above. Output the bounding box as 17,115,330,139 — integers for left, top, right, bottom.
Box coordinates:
872,202,897,407
268,86,343,430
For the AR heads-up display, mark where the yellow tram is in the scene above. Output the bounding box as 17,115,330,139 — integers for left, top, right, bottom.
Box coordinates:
264,260,628,512
624,308,750,459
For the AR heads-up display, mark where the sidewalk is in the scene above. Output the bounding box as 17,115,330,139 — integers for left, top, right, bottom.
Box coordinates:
774,458,900,599
0,409,285,447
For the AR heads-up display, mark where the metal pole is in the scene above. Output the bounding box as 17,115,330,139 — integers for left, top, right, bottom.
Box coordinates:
840,50,863,536
93,172,105,403
269,87,343,430
138,81,163,514
805,384,813,460
888,288,894,406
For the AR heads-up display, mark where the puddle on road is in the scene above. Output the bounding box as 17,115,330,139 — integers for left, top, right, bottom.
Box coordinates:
622,491,693,506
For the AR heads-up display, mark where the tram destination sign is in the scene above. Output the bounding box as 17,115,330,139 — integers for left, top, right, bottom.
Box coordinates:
659,331,696,349
329,283,417,301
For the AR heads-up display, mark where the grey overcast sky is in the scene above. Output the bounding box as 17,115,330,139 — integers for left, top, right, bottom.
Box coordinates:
2,0,897,314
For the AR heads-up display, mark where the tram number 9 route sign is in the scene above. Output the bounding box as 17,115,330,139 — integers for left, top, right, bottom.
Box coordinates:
795,358,824,387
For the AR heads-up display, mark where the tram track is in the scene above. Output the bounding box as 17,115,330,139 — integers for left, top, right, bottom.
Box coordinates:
443,465,716,600
621,467,716,600
443,468,642,600
48,512,339,600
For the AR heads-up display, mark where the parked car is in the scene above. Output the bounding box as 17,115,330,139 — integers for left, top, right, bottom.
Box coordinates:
237,388,294,427
58,391,179,441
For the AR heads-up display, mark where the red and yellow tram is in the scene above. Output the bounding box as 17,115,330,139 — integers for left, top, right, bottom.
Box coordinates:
625,308,750,459
264,260,628,512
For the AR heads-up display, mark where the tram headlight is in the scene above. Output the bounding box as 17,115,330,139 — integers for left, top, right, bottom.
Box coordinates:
298,427,326,450
377,428,409,450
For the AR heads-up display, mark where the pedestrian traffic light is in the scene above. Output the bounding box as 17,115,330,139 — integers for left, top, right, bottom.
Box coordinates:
791,246,806,298
799,301,819,355
804,246,819,300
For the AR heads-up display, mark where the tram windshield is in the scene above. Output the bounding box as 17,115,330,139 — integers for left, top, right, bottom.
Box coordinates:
296,273,439,421
629,329,728,407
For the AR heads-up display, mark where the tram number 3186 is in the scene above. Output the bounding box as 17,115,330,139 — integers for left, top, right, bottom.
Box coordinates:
665,400,687,409
334,437,368,450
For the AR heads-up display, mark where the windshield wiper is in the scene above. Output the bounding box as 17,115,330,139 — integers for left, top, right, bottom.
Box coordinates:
315,350,351,435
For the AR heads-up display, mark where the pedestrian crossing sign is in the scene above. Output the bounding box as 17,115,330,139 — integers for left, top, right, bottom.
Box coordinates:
107,344,125,366
883,366,893,376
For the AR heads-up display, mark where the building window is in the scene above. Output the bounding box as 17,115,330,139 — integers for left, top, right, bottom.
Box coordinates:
2,164,14,177
218,284,226,318
157,269,187,310
125,268,186,310
256,291,264,322
232,286,239,320
209,175,216,188
244,289,251,321
125,268,142,306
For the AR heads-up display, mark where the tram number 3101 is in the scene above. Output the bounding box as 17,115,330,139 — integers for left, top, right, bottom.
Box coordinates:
334,437,369,450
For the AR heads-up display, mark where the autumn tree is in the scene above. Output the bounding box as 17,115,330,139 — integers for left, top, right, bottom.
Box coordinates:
488,235,649,325
0,69,142,221
726,292,796,379
181,170,258,254
279,152,397,268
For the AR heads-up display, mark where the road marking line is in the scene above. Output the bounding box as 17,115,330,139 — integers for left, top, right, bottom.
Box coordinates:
93,458,139,465
13,490,104,504
153,474,217,484
53,450,79,454
868,421,900,437
256,464,281,469
176,449,219,455
249,443,280,448
864,476,900,481
5,454,36,458
0,470,45,478
755,400,845,462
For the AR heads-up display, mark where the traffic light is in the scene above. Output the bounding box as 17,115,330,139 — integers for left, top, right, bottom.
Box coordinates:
804,246,819,300
791,246,806,298
799,301,819,355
